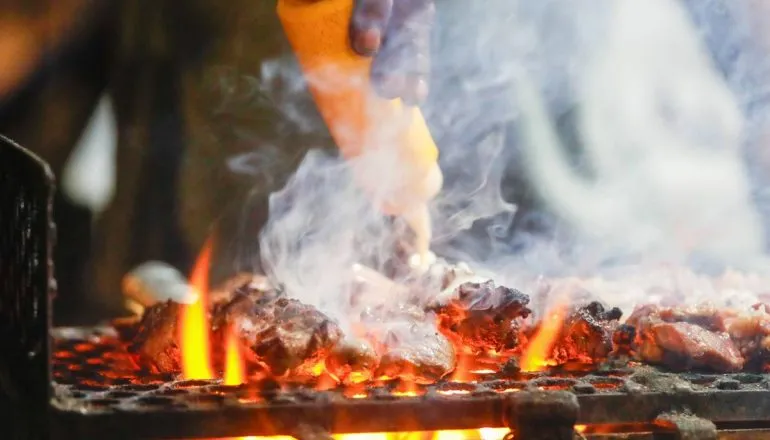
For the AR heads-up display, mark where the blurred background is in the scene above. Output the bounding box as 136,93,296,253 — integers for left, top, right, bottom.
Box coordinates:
6,0,770,325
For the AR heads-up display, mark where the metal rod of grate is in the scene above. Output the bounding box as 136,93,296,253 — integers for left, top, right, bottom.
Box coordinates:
50,327,770,440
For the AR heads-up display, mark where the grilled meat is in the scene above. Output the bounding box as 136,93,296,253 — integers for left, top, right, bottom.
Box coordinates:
349,300,457,383
725,304,770,370
374,321,456,383
625,304,744,372
127,300,181,373
612,324,636,356
550,301,622,365
213,294,343,376
429,280,531,354
325,336,379,384
124,277,307,375
639,321,743,372
626,304,735,332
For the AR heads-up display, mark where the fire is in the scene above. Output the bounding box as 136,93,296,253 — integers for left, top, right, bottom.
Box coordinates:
222,427,510,440
520,302,569,372
179,238,214,379
222,428,511,440
334,428,510,440
224,326,245,386
449,354,474,383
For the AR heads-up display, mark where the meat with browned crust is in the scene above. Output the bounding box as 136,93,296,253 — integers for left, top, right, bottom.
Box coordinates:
626,304,735,333
127,300,181,373
429,281,531,355
548,301,622,365
325,336,379,384
725,304,770,370
374,321,456,383
640,322,743,372
625,304,744,372
351,302,457,383
212,293,343,377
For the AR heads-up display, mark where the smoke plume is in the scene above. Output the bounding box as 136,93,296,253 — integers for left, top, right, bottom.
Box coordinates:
238,0,770,318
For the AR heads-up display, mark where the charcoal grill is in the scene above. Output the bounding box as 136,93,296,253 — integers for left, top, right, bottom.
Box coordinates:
3,137,770,440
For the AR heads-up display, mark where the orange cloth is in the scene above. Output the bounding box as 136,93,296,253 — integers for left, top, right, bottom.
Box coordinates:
277,0,438,176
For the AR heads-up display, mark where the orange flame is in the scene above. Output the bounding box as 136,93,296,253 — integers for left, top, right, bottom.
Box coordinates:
179,238,214,380
449,354,474,383
224,326,245,386
223,428,510,440
520,302,569,372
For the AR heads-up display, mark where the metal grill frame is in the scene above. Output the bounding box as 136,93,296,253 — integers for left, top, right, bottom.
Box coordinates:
3,136,770,440
0,135,55,440
49,326,770,440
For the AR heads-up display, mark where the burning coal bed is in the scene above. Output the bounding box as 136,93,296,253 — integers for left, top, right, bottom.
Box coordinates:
50,262,770,440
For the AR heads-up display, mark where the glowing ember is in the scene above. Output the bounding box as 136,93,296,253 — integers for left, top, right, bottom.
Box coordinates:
332,429,510,440
391,390,419,397
438,389,470,396
179,238,214,380
478,428,509,440
520,302,569,372
434,431,468,440
392,379,421,397
224,326,245,386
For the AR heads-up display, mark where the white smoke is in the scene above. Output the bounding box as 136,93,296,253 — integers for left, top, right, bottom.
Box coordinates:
248,0,770,317
515,0,766,271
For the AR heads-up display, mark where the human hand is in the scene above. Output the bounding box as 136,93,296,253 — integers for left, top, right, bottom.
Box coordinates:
349,0,434,105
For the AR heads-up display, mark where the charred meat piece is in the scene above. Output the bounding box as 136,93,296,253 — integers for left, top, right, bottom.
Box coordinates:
726,306,770,370
550,301,622,365
429,281,531,354
325,337,379,384
626,304,735,333
626,304,744,372
352,302,457,383
638,321,743,372
213,295,343,376
374,321,456,383
127,300,181,373
611,324,636,356
123,276,279,374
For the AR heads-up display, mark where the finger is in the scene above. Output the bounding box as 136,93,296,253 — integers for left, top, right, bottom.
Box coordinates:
350,0,393,56
370,0,434,104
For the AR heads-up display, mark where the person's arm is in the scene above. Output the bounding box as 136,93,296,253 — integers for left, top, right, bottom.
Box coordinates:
348,0,435,105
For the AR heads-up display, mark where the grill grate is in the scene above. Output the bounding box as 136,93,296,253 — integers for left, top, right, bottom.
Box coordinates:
51,327,770,439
